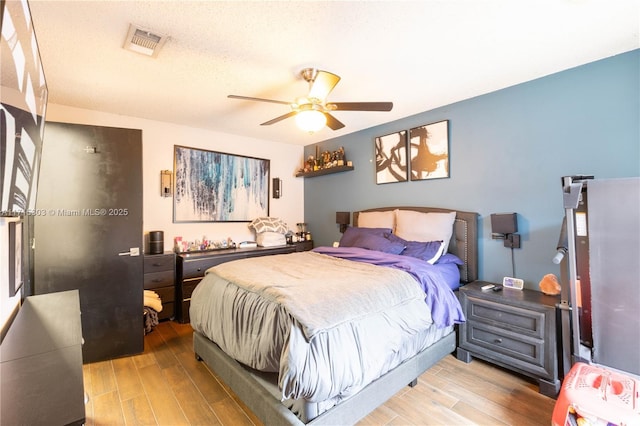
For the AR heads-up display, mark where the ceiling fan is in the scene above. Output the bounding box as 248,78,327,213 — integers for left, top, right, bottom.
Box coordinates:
228,68,393,133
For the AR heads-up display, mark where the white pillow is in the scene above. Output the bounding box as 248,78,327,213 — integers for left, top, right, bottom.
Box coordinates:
357,210,395,230
256,231,286,247
394,210,456,253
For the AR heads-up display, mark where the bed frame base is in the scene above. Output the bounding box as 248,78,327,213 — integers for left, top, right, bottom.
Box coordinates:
193,330,456,425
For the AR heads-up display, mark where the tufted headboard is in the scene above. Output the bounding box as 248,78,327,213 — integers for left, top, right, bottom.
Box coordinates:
353,206,479,283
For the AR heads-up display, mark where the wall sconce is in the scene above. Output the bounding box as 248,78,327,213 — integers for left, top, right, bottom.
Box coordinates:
273,177,282,199
160,170,172,197
491,212,520,248
336,211,350,233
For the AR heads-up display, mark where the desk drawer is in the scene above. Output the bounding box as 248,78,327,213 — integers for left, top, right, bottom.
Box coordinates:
144,270,174,290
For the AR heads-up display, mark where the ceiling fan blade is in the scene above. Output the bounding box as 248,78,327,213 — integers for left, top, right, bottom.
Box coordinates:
308,70,341,100
261,111,297,126
228,94,290,105
330,102,393,111
325,113,345,130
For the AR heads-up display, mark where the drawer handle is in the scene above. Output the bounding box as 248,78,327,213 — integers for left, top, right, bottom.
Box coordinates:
152,278,164,283
152,263,163,267
494,338,503,344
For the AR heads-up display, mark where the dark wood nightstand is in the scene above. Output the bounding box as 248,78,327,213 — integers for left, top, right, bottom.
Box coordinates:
293,240,314,252
457,281,560,397
144,253,176,321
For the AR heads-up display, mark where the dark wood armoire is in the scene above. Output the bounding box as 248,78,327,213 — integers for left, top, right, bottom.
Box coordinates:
34,122,143,363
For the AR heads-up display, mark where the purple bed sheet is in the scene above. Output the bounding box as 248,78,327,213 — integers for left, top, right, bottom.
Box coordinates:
312,246,465,327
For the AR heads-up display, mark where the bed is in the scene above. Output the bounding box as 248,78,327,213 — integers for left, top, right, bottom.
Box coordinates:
191,206,478,425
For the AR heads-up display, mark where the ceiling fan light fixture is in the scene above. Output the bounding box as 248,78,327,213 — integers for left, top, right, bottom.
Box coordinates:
295,109,326,133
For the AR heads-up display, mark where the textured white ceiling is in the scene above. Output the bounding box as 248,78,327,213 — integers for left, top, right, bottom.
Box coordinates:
28,0,639,146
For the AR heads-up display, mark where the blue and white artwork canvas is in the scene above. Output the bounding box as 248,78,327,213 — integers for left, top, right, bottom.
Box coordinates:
173,145,269,222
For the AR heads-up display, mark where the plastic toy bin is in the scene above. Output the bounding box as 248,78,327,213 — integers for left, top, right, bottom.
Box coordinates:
552,362,640,426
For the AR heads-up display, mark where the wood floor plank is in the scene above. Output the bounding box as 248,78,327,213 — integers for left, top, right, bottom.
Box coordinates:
175,348,231,405
132,348,158,370
145,327,179,369
121,394,157,426
386,390,472,426
138,363,190,426
443,360,556,422
424,359,553,425
210,397,255,426
407,379,459,409
450,400,511,426
156,321,191,357
161,363,222,425
91,390,126,425
356,403,398,425
88,359,117,396
82,364,95,425
112,356,145,402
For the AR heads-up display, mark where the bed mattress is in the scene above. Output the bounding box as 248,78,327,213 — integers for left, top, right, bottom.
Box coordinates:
190,249,462,420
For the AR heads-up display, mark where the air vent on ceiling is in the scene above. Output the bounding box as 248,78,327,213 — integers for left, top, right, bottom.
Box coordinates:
123,24,168,58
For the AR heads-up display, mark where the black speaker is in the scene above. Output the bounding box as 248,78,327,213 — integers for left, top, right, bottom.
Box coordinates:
273,177,281,199
149,230,164,254
490,213,518,234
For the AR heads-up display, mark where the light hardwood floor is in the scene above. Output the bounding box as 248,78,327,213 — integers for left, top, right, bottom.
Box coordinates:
83,321,556,425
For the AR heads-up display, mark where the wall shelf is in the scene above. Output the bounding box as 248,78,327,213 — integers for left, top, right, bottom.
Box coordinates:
295,165,354,178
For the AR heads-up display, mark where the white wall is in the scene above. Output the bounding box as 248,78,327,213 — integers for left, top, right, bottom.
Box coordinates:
45,104,306,252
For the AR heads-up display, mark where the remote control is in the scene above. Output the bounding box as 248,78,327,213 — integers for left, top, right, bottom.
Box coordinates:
481,284,495,291
492,285,503,292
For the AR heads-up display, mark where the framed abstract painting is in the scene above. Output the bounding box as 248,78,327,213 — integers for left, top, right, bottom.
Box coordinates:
173,145,270,222
375,130,408,184
1,0,49,215
409,120,449,181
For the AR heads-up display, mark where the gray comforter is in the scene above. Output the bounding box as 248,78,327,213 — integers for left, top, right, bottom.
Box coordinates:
190,251,442,402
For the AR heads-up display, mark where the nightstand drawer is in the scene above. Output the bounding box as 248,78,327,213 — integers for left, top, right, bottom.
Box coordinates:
464,322,547,371
144,270,174,290
466,295,546,339
144,254,174,272
153,286,175,304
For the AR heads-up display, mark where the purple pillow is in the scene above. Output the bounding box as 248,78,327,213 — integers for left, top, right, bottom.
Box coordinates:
386,233,445,264
436,253,464,265
339,227,392,247
352,233,406,254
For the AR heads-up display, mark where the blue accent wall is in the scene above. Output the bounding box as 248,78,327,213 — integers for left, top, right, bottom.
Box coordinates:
303,49,639,289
